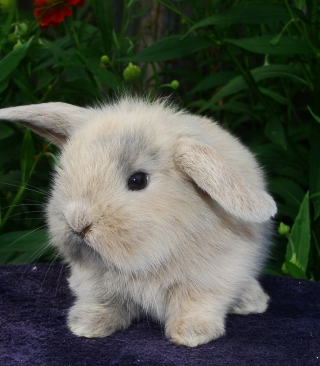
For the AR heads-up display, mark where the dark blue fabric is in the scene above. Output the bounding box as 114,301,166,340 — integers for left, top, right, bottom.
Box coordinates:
0,263,319,366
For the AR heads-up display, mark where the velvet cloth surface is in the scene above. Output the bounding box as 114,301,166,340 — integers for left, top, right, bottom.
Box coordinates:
0,263,319,366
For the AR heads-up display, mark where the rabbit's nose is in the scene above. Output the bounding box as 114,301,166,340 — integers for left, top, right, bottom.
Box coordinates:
78,223,92,238
64,202,93,237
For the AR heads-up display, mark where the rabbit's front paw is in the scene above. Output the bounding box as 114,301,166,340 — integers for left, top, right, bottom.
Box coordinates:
68,302,129,338
231,279,269,315
165,317,225,347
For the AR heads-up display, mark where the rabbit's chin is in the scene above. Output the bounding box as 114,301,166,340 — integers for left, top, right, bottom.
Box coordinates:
50,226,175,275
53,233,103,268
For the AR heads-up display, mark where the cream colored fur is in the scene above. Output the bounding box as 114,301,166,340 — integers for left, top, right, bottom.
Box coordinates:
0,97,276,347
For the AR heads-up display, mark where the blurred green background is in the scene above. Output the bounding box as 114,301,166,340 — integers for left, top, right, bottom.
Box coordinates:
0,0,319,281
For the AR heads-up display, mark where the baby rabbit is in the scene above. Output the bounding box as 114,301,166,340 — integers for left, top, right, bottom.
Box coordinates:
0,98,276,347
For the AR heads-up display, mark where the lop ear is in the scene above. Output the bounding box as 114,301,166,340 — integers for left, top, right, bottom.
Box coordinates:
0,102,91,146
174,139,277,223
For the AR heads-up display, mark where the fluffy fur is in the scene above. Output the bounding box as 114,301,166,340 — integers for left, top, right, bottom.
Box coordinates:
0,98,276,347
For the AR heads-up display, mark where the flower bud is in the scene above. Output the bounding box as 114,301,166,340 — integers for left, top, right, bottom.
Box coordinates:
100,55,110,65
0,0,14,12
18,22,28,35
8,33,18,43
123,63,141,82
170,80,179,90
281,262,289,275
13,39,22,50
278,222,290,235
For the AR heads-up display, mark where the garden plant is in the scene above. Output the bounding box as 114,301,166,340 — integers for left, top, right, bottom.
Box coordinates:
0,0,319,282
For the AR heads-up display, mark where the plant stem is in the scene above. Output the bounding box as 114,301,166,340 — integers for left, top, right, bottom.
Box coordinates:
39,71,62,103
0,148,48,232
226,49,281,124
115,0,130,69
284,0,320,57
0,186,26,231
65,16,80,49
157,0,193,25
151,62,160,88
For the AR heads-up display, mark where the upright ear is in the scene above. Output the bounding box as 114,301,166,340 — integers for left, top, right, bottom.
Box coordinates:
0,102,91,146
174,139,277,223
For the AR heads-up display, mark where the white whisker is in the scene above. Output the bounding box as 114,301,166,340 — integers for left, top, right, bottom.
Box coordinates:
6,210,45,218
23,244,49,264
0,182,46,195
0,203,45,210
39,253,63,295
7,219,45,222
6,180,48,195
7,224,47,248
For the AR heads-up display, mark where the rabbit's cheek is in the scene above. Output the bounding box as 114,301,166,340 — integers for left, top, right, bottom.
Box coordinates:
91,225,147,267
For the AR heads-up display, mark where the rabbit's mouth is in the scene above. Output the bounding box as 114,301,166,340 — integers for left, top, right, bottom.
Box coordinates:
65,230,103,265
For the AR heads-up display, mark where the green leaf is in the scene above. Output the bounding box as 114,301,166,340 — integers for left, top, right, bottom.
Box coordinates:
0,79,9,94
77,51,118,90
259,87,289,106
56,52,85,68
269,33,283,46
13,69,38,103
0,229,49,252
44,152,60,167
285,260,308,280
0,134,22,171
252,143,306,182
56,47,103,68
185,3,304,36
44,37,74,61
0,242,54,264
0,0,15,51
35,71,55,92
225,35,313,55
189,71,237,94
0,171,22,190
269,177,304,220
63,65,90,82
264,118,286,149
20,129,35,185
212,100,258,120
32,48,57,73
90,0,113,56
119,35,212,62
308,106,320,123
0,251,37,265
200,65,308,111
62,79,99,98
0,124,15,141
0,229,54,264
309,127,320,219
0,37,34,84
286,192,310,273
294,0,305,10
263,268,282,276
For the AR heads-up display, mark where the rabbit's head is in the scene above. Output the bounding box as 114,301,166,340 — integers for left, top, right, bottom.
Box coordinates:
0,98,276,273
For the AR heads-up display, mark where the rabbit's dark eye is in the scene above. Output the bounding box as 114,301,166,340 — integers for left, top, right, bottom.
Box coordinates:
127,172,149,191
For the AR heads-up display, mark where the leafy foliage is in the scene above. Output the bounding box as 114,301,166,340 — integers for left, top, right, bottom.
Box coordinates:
0,0,319,281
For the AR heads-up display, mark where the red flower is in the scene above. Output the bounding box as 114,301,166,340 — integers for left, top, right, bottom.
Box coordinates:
34,0,85,29
66,0,86,6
